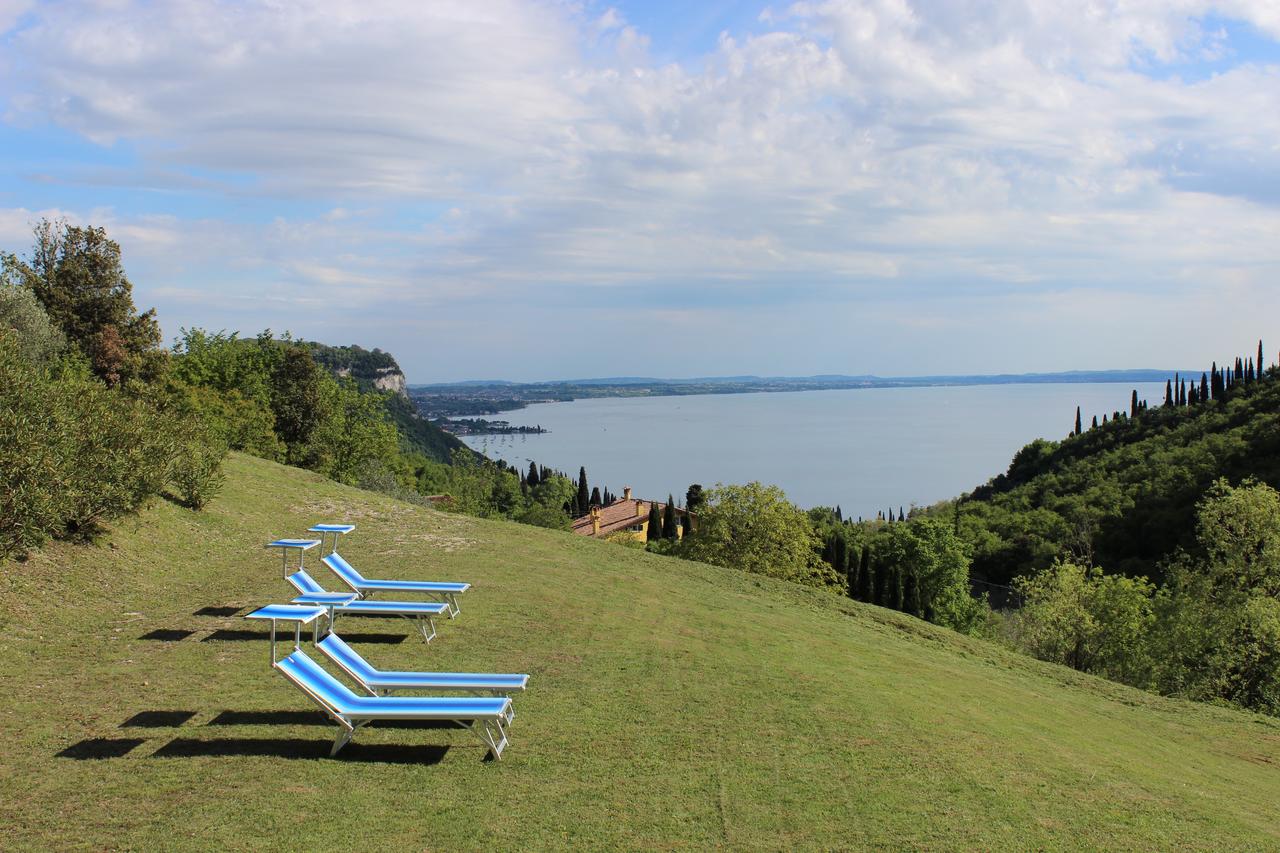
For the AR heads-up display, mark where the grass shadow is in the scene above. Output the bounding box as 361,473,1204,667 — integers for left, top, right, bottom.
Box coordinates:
139,629,195,642
121,711,197,728
153,737,450,764
57,738,146,760
201,629,269,642
207,710,467,730
201,630,406,644
208,710,327,727
193,606,244,617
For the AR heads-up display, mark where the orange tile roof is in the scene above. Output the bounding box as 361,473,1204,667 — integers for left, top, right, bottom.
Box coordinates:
571,498,666,537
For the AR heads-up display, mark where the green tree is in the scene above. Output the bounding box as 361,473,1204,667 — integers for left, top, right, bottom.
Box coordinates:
662,495,678,539
577,467,590,515
685,484,705,513
681,482,833,586
4,220,162,386
647,501,662,543
270,346,326,464
0,278,65,366
1010,561,1156,684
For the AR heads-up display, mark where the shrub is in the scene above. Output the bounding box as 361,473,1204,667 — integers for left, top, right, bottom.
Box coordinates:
0,332,188,559
168,423,228,510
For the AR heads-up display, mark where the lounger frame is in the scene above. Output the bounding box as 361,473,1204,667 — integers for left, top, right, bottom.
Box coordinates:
275,650,511,759
323,553,468,617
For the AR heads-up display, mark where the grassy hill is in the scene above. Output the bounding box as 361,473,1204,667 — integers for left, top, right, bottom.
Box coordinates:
2,454,1279,850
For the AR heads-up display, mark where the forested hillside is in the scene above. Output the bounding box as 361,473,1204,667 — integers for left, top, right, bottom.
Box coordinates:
305,341,468,463
954,348,1280,586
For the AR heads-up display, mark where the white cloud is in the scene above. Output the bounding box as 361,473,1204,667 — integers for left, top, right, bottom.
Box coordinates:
1,1,1279,378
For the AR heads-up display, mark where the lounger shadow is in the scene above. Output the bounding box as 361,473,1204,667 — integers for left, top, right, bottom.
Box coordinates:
153,737,449,765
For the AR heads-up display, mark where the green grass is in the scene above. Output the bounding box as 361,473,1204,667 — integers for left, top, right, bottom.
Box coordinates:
2,453,1279,850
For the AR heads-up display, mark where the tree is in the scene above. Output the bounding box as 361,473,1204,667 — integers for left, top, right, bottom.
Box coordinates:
685,484,705,513
647,501,662,543
4,220,162,386
577,467,590,515
1074,406,1083,435
270,346,326,463
680,482,832,586
1260,340,1266,377
662,495,678,539
856,545,872,601
1130,389,1138,418
526,461,540,488
1165,380,1173,406
589,486,602,507
1011,561,1156,684
0,278,65,367
876,517,983,631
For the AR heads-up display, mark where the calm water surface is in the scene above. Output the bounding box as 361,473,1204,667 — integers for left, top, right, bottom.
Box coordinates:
463,383,1166,518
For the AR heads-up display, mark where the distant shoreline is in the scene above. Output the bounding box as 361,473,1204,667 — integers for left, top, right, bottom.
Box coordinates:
411,370,1182,423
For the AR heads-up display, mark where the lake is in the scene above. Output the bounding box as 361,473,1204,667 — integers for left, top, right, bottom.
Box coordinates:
462,382,1168,518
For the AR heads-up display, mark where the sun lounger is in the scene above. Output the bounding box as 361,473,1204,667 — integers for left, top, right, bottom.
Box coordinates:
274,647,513,759
317,632,527,723
286,569,449,642
322,552,469,617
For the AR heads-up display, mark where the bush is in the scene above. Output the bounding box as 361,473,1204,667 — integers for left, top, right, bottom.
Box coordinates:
168,424,228,510
0,332,188,559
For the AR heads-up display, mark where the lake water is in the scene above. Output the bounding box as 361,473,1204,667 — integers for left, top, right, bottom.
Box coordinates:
462,383,1167,518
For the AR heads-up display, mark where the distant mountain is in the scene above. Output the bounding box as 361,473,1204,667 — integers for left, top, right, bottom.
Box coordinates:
413,369,1178,390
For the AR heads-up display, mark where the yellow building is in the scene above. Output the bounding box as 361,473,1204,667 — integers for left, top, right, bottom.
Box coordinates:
570,487,683,542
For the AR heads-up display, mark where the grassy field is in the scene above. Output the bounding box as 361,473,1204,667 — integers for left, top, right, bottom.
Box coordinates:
2,453,1279,850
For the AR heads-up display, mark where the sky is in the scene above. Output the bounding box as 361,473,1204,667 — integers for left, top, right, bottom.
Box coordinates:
1,1,1279,382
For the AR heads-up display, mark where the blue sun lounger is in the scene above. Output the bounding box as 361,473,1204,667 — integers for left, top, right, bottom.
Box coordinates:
275,647,512,759
317,633,527,723
322,552,469,617
285,569,449,642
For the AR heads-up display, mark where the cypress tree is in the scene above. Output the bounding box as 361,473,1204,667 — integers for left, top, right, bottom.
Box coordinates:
1131,389,1138,417
835,505,843,522
647,502,661,542
1200,372,1208,403
1074,405,1082,435
1260,340,1266,377
577,467,589,514
1248,357,1255,384
846,550,859,599
662,496,678,539
888,565,902,611
1164,379,1173,406
526,461,539,487
898,506,905,522
1102,413,1108,424
902,569,921,617
1091,415,1098,429
857,546,872,601
589,486,602,506
1179,379,1186,406
685,484,705,513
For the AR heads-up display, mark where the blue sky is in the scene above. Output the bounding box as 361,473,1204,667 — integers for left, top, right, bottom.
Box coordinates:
2,1,1279,382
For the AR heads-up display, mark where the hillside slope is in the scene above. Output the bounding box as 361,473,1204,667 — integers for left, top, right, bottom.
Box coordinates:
961,372,1280,584
1,454,1278,850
